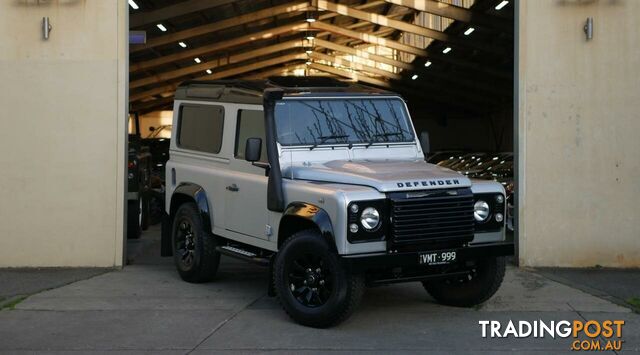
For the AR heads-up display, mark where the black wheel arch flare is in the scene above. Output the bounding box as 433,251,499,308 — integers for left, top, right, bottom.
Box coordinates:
278,202,337,252
161,182,213,257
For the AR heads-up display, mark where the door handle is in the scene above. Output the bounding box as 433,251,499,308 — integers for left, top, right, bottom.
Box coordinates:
226,184,239,192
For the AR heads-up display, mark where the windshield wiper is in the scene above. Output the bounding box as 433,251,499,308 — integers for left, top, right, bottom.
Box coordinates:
365,132,405,148
310,135,349,150
374,132,404,139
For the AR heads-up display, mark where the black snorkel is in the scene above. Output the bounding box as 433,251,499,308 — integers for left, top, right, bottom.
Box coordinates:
263,88,285,212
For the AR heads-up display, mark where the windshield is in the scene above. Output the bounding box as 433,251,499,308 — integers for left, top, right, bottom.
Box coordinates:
275,98,414,147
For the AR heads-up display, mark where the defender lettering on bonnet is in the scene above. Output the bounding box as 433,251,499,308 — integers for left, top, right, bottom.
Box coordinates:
396,179,461,188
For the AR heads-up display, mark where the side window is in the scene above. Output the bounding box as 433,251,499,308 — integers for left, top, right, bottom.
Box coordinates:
178,104,224,154
234,109,266,163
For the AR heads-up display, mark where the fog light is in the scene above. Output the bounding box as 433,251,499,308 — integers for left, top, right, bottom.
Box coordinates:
349,223,359,233
496,195,504,204
495,213,504,223
350,204,359,214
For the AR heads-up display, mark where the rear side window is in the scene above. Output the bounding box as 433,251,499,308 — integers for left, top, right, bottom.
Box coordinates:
235,110,267,162
178,104,224,153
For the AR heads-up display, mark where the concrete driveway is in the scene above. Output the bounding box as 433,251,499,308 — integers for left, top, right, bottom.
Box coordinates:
0,232,638,354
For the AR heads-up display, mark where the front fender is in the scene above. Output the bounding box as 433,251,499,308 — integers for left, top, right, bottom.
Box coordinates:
280,202,336,251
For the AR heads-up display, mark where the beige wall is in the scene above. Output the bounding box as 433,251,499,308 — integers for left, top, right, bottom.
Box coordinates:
518,0,640,267
0,0,128,267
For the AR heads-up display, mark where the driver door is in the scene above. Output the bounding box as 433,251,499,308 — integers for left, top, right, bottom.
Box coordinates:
224,109,270,240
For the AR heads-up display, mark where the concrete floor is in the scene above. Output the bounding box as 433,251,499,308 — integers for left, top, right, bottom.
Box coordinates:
0,228,638,354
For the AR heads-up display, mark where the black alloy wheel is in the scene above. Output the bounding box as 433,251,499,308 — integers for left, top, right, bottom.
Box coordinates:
286,252,334,308
174,218,196,270
274,230,365,328
171,203,219,283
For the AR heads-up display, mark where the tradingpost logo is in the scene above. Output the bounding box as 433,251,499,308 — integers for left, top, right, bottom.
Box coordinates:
479,320,625,351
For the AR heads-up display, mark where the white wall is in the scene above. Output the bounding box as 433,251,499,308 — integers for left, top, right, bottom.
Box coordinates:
0,0,128,267
518,0,640,267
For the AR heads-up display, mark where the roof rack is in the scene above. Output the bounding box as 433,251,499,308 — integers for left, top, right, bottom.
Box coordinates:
174,77,396,104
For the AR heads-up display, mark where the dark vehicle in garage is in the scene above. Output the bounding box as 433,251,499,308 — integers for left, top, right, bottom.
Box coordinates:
143,125,171,180
127,135,152,239
431,152,514,231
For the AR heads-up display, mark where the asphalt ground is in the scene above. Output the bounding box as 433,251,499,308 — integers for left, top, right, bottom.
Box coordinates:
0,226,638,354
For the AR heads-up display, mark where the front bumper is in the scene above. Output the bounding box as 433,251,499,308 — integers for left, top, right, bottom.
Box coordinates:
342,242,514,274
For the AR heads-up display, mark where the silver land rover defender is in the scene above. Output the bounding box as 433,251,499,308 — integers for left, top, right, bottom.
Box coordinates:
161,78,514,328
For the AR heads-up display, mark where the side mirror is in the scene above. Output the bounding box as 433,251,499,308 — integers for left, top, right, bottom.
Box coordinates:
419,131,430,156
245,137,262,162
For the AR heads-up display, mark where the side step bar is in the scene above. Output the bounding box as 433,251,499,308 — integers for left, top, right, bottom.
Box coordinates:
216,245,270,266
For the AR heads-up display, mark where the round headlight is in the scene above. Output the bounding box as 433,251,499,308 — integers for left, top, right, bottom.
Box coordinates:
360,207,380,230
474,200,490,222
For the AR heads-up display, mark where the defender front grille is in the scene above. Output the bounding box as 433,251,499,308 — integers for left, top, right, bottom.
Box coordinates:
389,188,474,245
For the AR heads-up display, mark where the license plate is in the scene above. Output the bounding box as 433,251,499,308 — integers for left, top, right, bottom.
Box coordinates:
418,250,457,265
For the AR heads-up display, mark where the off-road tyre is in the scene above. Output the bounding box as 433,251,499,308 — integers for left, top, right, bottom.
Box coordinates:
274,230,365,328
422,256,506,307
127,199,141,239
171,202,220,283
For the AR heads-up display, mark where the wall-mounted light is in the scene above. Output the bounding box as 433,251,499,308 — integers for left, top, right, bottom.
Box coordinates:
206,69,212,75
156,23,167,32
128,0,139,10
178,42,187,48
194,58,201,63
464,27,475,36
584,17,594,41
424,61,432,67
411,74,419,80
42,17,52,40
442,47,452,54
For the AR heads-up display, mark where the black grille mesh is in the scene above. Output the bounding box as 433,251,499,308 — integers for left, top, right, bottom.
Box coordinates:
389,189,474,245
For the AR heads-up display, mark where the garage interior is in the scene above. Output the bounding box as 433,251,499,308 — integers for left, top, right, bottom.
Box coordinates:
126,0,515,261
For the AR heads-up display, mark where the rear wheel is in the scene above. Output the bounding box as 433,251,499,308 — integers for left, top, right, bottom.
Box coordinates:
274,230,364,328
422,257,506,307
172,203,220,283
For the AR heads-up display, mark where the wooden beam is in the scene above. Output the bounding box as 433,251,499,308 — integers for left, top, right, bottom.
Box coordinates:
130,40,305,89
243,64,308,80
312,21,427,57
130,53,307,102
131,23,309,73
384,0,511,33
130,96,175,113
131,2,309,53
309,62,391,88
315,0,504,55
312,21,509,79
314,38,413,71
309,52,402,80
308,63,481,111
130,0,236,28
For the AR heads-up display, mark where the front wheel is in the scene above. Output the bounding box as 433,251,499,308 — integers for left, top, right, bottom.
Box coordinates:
274,230,364,328
422,257,506,307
